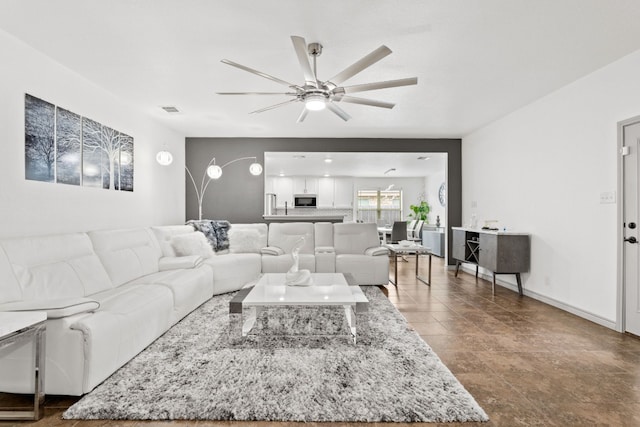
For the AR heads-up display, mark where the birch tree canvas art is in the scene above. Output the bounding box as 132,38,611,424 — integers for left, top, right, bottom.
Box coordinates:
24,94,134,191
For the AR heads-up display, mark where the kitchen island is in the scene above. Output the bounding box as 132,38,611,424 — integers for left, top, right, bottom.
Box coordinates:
262,215,345,223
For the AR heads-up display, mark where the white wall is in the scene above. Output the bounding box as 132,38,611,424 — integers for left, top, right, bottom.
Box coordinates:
463,48,640,328
0,29,185,238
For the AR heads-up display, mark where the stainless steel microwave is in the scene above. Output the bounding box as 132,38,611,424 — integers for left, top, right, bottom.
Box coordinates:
294,194,317,208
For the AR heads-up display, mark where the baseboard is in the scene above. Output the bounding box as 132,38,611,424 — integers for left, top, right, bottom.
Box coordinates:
457,265,617,331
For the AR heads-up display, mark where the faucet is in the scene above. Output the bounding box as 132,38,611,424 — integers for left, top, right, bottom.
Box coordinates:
285,201,288,215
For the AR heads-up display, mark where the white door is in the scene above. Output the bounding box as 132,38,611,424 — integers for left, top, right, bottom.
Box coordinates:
623,119,640,335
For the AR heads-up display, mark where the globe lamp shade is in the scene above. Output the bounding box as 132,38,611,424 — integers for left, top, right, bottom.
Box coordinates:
249,162,263,176
156,150,173,166
206,164,223,179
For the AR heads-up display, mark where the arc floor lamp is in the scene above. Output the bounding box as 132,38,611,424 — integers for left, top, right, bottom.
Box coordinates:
156,150,263,220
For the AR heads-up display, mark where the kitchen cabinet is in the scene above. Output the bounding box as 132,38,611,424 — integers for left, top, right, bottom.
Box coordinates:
293,177,317,195
317,177,335,207
273,177,293,208
452,227,530,295
333,177,353,208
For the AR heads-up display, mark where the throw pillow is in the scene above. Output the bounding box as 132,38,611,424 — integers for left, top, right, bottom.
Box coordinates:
170,233,216,259
229,229,263,253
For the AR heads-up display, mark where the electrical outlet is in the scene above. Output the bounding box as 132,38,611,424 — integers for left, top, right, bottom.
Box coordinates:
600,191,616,204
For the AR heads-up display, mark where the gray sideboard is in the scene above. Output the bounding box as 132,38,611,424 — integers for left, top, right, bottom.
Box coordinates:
422,228,445,257
451,227,530,295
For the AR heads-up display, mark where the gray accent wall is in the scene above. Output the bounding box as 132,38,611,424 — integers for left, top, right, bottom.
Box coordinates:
186,137,462,264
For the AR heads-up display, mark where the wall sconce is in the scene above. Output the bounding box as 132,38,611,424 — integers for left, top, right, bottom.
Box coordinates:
185,156,262,220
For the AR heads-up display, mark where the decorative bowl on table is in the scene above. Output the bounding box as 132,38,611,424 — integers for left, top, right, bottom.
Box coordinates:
399,240,413,247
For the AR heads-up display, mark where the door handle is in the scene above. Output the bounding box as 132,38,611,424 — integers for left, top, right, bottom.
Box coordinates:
624,236,638,244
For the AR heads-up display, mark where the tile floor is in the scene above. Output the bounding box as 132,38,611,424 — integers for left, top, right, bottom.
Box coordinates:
2,256,640,426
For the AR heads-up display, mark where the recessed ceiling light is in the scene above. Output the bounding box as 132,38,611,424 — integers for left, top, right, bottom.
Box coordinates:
324,173,330,177
417,156,430,160
160,106,180,113
324,158,333,163
279,173,285,177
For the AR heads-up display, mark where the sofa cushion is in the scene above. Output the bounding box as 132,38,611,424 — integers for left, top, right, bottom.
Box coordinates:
0,297,100,319
158,255,203,271
228,223,268,254
151,225,195,257
336,254,390,285
71,283,174,393
203,253,262,295
89,228,162,288
267,222,315,254
170,233,215,258
127,266,213,325
333,223,381,255
0,246,22,304
262,253,316,273
261,246,284,256
314,222,334,247
0,233,113,300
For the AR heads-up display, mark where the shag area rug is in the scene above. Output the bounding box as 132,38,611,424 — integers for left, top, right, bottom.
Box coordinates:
63,287,488,423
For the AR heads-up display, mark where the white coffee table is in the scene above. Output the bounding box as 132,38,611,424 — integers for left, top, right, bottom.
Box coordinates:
0,312,46,421
229,273,368,344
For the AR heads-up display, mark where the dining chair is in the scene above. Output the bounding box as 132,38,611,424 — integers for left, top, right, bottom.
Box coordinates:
390,221,407,243
407,219,417,238
410,220,424,243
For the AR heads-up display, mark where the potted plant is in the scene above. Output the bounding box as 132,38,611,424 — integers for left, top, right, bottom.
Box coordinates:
408,200,430,223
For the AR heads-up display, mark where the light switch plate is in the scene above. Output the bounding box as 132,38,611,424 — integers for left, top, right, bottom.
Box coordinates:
600,191,616,204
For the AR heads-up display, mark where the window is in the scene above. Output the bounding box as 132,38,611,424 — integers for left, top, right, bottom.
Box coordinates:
356,189,403,224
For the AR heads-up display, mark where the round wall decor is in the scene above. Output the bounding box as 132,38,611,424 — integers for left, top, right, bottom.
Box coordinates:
438,182,446,207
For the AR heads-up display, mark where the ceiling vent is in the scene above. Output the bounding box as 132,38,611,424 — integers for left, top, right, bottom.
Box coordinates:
161,106,180,113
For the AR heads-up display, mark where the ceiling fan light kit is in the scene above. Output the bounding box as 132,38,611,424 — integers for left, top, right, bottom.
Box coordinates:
304,93,327,111
218,35,418,122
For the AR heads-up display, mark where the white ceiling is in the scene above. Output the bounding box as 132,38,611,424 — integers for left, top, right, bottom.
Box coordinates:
265,152,447,177
2,0,640,138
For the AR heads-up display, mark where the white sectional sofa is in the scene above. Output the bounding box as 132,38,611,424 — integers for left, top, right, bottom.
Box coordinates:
0,222,388,396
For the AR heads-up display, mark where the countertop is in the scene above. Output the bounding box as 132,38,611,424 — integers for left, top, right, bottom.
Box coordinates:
451,226,529,236
262,215,345,222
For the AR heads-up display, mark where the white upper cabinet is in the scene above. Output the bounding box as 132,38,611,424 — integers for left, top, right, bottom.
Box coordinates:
317,177,335,207
293,177,318,194
333,177,353,208
268,176,352,209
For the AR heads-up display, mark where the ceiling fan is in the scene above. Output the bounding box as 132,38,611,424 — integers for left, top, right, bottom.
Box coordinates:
217,35,418,122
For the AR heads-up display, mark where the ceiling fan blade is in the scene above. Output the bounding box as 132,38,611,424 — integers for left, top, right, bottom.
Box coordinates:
297,108,308,123
342,77,418,94
326,103,352,121
338,96,395,109
221,59,301,89
216,92,298,96
249,98,300,114
326,45,392,86
291,36,318,88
